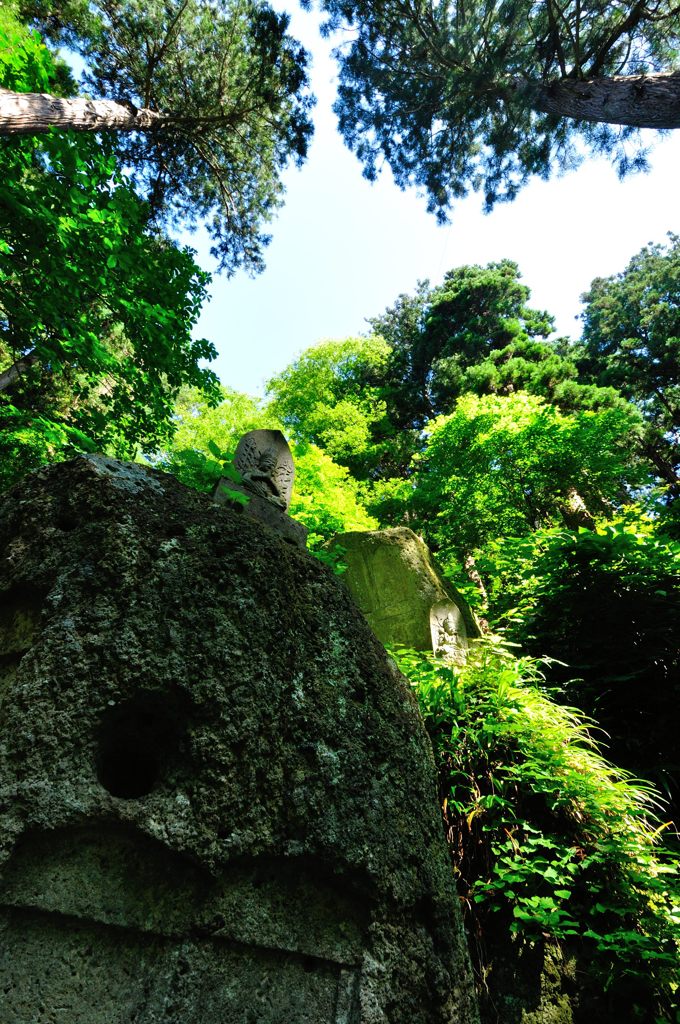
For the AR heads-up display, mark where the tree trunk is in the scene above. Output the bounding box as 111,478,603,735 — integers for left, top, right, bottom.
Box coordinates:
559,488,596,530
463,553,489,632
0,353,39,393
513,71,680,129
640,438,680,487
0,89,170,135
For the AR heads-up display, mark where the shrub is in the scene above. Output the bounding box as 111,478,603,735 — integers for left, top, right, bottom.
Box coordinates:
395,641,680,1020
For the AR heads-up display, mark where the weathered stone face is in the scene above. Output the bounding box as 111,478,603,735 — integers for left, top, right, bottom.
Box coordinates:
0,457,477,1024
214,430,308,549
328,528,479,661
233,428,295,510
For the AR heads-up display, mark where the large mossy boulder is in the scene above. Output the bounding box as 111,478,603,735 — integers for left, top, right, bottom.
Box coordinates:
0,456,478,1024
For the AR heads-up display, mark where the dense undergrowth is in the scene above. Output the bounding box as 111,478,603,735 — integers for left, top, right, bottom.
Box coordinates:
473,515,680,815
394,642,680,1021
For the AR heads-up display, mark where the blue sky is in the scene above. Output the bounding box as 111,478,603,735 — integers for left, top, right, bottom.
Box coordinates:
181,4,680,398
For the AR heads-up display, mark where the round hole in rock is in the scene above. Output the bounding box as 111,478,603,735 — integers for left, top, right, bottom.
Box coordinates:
98,736,160,799
96,695,185,799
55,513,79,532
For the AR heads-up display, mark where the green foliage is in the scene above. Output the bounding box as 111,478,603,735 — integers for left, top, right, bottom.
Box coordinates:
0,2,57,91
0,11,219,490
367,261,555,425
311,0,679,214
479,512,680,811
368,261,634,426
416,262,553,414
266,266,643,503
396,642,680,1017
410,392,645,556
176,436,248,506
288,441,378,551
356,249,680,850
268,265,590,486
580,233,680,503
153,385,280,492
23,0,314,274
267,336,397,478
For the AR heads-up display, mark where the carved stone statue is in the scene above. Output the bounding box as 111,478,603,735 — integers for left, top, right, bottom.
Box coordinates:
233,429,294,511
214,430,307,548
430,601,468,666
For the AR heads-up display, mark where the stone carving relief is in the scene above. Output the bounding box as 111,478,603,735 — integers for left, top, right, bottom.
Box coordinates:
327,528,479,657
214,430,307,548
234,430,295,512
430,601,468,665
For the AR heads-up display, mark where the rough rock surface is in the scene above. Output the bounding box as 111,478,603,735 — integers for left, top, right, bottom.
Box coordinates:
328,528,479,658
0,456,478,1024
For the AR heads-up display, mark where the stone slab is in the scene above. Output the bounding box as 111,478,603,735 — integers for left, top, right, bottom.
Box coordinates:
328,527,480,660
0,456,478,1024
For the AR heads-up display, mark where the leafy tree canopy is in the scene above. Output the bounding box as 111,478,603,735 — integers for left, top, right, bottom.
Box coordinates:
269,264,634,490
369,260,559,425
409,392,645,557
14,0,314,273
307,0,680,214
0,10,219,489
580,231,680,494
266,336,399,478
269,265,586,485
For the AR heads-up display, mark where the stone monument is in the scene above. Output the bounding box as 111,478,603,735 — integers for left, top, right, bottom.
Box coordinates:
0,456,478,1024
327,528,480,664
213,429,308,549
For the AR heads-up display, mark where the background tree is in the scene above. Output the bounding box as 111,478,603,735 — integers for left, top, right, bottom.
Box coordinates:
369,257,680,506
407,391,644,558
580,232,680,513
6,0,314,272
0,9,219,488
308,0,680,214
266,335,402,478
268,263,635,487
370,260,559,423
